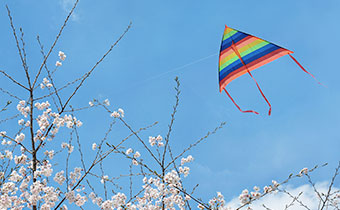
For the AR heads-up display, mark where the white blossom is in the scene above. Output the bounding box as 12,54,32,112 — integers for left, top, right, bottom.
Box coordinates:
92,143,97,150
133,151,141,158
15,133,25,142
118,108,124,117
54,171,66,185
18,119,25,125
111,111,120,118
56,61,62,66
59,51,67,61
299,167,308,176
103,99,110,106
126,148,133,155
132,159,138,166
0,131,6,137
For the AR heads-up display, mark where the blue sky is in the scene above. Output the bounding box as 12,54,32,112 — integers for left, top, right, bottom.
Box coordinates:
1,0,340,208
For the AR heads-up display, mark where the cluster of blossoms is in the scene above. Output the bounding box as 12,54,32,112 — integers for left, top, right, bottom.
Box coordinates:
137,171,186,210
16,100,30,118
207,192,232,210
18,119,30,127
111,108,124,118
61,142,74,153
44,150,55,159
0,153,61,209
53,170,66,185
132,151,141,165
177,155,194,177
148,135,164,147
14,154,28,164
40,78,53,89
32,101,82,141
88,192,127,210
2,138,12,146
69,168,82,188
34,101,52,141
0,100,90,209
15,133,25,143
34,101,58,140
34,160,53,178
0,152,86,209
88,192,103,207
239,181,279,205
178,166,190,177
0,150,13,160
125,148,142,165
65,190,87,207
56,51,66,66
181,155,194,165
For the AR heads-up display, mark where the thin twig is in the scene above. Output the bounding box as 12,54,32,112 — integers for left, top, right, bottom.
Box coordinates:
5,6,31,88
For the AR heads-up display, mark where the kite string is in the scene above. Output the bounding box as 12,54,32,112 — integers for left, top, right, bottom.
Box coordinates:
223,88,259,114
141,53,218,84
231,40,272,115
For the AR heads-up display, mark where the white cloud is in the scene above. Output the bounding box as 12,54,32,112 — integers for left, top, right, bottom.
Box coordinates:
59,0,79,21
227,182,339,210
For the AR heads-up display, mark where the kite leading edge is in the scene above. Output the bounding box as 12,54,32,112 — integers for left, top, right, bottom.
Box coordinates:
218,25,320,115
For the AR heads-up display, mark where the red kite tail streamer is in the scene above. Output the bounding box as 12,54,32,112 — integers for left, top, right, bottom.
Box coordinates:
246,71,272,115
223,88,259,114
288,53,324,86
231,41,272,115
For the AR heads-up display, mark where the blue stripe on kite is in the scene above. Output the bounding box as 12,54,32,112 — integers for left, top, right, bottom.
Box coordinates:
219,44,280,81
221,32,249,52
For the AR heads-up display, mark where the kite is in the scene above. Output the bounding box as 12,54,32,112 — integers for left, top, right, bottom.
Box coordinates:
219,25,320,115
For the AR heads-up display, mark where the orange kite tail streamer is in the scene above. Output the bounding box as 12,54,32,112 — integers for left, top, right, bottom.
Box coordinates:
223,88,259,115
288,53,324,86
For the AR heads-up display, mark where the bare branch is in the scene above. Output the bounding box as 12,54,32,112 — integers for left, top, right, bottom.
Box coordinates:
0,70,29,90
165,122,226,170
32,0,80,88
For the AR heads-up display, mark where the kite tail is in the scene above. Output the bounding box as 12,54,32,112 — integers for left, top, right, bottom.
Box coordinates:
246,71,272,115
231,40,272,115
223,88,259,115
288,54,324,86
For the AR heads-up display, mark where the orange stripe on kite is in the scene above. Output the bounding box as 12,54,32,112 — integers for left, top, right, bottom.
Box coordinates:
219,36,256,60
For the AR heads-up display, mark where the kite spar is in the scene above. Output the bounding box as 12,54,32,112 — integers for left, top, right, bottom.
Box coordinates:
219,25,320,115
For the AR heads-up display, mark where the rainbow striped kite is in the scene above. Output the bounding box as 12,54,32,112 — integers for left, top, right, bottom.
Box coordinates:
219,25,319,115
